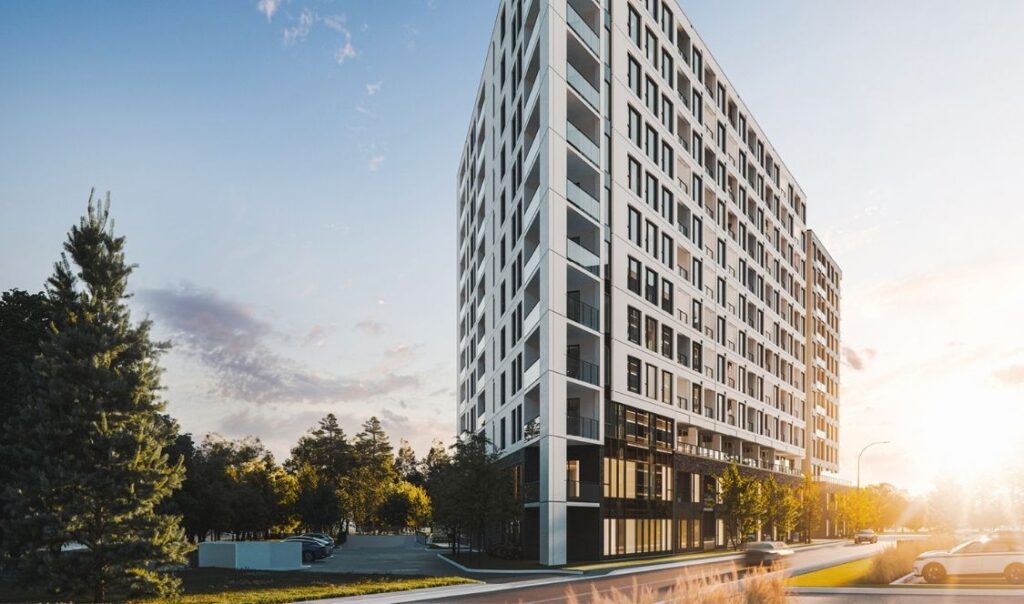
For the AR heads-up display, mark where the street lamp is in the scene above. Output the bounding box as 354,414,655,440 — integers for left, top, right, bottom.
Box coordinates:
857,440,891,491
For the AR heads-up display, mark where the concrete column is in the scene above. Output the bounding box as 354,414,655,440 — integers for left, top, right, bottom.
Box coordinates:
539,433,567,565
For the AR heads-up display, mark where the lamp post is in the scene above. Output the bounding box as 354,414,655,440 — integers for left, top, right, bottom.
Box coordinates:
857,440,890,491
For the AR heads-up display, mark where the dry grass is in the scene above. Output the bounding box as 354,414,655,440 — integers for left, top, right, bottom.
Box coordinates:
566,565,789,604
864,536,958,585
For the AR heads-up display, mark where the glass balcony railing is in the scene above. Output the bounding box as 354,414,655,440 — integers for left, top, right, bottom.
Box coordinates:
566,414,600,439
566,238,599,275
566,355,599,385
566,295,599,331
566,62,599,110
566,179,600,222
566,4,599,55
566,121,600,166
566,479,601,502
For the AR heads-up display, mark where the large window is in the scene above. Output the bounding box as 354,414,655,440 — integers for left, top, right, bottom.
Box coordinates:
628,105,642,147
628,206,642,246
628,5,641,46
627,356,642,393
628,55,642,97
628,256,642,294
645,267,659,304
645,363,658,398
645,316,658,351
627,306,641,344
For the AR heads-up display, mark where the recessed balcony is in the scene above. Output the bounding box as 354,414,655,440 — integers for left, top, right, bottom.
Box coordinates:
566,0,600,56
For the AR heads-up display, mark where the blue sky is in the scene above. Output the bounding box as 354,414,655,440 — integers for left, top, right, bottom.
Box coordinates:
2,0,1023,493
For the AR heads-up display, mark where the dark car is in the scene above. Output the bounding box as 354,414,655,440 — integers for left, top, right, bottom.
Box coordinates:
301,532,335,549
284,536,330,563
743,541,795,567
854,529,878,544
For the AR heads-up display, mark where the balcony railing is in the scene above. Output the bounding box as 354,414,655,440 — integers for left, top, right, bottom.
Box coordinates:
567,479,601,502
676,443,802,477
566,3,599,55
566,355,599,385
566,179,600,222
566,62,599,110
566,238,600,276
566,414,599,439
566,295,599,331
566,121,600,166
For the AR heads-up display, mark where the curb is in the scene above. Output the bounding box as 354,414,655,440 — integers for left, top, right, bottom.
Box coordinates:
792,586,1024,597
436,553,584,575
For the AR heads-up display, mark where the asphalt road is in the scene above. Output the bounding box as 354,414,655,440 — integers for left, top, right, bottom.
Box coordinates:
410,540,891,603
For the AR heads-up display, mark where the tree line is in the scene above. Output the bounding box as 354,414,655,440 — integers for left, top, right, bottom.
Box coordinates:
0,197,518,601
717,465,822,547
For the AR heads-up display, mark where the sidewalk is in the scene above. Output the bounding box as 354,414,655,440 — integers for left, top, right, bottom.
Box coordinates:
313,540,846,603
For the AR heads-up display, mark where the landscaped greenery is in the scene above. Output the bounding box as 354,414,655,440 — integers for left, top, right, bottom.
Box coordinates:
788,557,874,587
0,569,475,604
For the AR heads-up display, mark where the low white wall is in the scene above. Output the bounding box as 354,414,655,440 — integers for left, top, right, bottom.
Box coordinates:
198,541,302,570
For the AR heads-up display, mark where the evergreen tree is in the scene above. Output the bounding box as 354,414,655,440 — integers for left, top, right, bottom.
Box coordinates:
4,195,188,601
286,414,352,534
0,289,51,564
394,439,424,486
341,417,398,532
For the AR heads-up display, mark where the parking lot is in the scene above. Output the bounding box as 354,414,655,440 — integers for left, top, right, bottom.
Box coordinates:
302,535,459,576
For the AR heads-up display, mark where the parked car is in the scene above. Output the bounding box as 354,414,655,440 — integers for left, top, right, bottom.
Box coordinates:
300,532,335,549
284,536,331,562
742,541,795,567
913,537,1024,584
854,529,878,544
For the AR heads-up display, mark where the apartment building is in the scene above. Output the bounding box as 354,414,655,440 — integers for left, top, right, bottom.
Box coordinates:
455,0,841,565
803,231,841,480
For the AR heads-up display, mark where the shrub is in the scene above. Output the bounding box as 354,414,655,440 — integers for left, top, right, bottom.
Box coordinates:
486,543,523,560
863,536,958,584
565,565,788,604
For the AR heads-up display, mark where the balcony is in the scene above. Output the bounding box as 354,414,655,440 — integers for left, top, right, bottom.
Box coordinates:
566,355,599,385
565,3,599,56
566,121,600,166
566,62,599,111
566,414,600,439
676,443,802,477
566,238,599,276
524,358,541,386
566,179,600,222
566,479,601,502
566,295,599,331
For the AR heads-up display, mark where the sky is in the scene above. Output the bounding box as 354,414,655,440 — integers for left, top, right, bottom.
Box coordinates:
2,0,1023,495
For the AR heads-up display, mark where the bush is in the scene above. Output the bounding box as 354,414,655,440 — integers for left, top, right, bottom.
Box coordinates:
486,543,523,560
864,536,957,584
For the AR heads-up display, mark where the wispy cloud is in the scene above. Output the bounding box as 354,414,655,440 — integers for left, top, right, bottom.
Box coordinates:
366,81,382,96
842,346,876,371
368,154,385,171
257,0,281,22
138,285,419,405
283,7,316,44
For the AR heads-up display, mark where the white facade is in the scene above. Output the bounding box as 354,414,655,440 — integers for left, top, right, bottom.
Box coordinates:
456,0,840,565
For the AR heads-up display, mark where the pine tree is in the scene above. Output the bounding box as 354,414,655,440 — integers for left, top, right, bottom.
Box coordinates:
6,194,188,601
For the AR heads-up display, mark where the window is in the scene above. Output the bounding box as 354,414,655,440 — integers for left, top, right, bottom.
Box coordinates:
661,50,673,85
661,324,673,358
645,125,659,164
628,5,641,46
645,77,659,116
660,233,673,268
645,220,657,256
628,156,642,196
661,142,674,177
645,28,658,66
661,187,674,224
628,206,642,246
660,95,674,133
645,267,659,304
628,106,642,147
627,356,642,393
628,306,641,344
661,278,674,314
645,316,658,351
661,370,673,404
646,363,658,398
628,56,642,97
628,256,642,294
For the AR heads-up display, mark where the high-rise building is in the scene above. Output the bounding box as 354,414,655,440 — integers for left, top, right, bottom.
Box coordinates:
803,231,841,480
455,0,841,565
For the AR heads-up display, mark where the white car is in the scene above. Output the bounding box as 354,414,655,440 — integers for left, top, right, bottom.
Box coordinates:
913,537,1024,584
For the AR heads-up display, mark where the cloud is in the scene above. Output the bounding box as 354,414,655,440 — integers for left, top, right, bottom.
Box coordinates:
302,324,335,347
138,286,419,405
283,7,316,44
366,81,382,96
335,40,357,64
354,318,384,335
993,364,1024,386
368,155,385,171
257,0,280,22
842,346,876,371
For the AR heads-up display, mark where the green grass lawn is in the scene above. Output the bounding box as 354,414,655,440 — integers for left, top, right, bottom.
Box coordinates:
787,557,874,587
0,569,476,604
